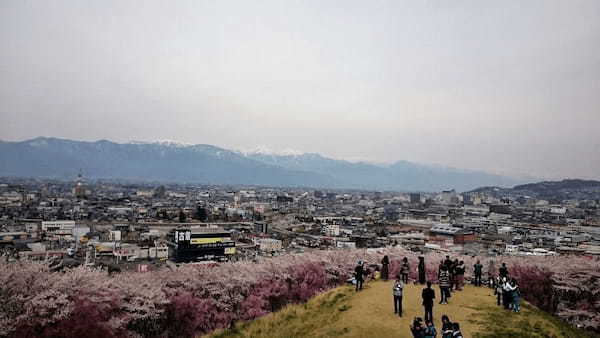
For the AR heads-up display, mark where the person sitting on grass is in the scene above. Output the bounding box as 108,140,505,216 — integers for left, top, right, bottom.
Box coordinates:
424,319,437,338
410,317,425,338
441,315,453,338
452,322,463,338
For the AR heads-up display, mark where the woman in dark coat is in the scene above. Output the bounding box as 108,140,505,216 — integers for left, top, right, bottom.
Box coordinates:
418,256,426,284
381,255,390,281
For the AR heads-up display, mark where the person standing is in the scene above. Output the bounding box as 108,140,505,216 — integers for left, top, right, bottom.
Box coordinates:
418,256,426,284
473,260,483,287
511,278,521,313
450,259,459,290
495,276,503,306
502,277,512,310
499,263,509,279
422,281,436,322
443,255,453,269
355,261,365,291
441,315,453,338
438,265,451,304
455,261,465,291
393,275,404,316
401,257,410,284
487,260,496,288
381,255,390,281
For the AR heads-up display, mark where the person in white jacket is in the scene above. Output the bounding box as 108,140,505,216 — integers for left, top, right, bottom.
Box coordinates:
502,277,515,310
393,275,404,316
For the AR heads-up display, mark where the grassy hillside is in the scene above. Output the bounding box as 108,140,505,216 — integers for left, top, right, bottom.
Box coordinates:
208,280,596,338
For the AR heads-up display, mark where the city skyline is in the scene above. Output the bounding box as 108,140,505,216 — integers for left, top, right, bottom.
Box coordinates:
2,1,599,180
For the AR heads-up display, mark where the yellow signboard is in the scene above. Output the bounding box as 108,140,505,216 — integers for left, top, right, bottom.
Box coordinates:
224,247,236,255
190,237,225,244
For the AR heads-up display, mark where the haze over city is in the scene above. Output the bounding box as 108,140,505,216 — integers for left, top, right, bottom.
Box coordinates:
1,0,599,180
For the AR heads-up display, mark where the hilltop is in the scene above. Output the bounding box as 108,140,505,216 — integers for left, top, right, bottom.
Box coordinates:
210,281,594,338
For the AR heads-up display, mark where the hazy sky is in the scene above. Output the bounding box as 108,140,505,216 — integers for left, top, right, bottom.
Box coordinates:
1,1,599,179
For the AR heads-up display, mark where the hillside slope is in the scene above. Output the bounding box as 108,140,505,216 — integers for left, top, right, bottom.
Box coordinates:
210,281,594,338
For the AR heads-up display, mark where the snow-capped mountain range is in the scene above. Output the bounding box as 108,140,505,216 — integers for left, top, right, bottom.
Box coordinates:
0,137,527,191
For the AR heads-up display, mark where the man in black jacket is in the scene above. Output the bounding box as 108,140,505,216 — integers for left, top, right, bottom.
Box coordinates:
355,261,364,291
473,260,483,287
422,281,435,322
499,263,509,279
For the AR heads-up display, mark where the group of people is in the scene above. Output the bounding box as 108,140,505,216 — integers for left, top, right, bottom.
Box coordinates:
493,263,521,312
410,315,463,338
356,255,521,337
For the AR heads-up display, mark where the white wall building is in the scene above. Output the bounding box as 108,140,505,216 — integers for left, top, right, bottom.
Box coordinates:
323,224,340,237
259,238,282,252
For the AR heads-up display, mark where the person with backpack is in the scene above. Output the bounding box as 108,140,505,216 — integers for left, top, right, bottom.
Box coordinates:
424,319,437,338
441,315,453,338
393,275,404,316
452,322,463,338
473,260,483,287
355,261,365,291
401,257,410,284
418,256,426,284
438,265,451,304
381,255,390,281
422,281,436,322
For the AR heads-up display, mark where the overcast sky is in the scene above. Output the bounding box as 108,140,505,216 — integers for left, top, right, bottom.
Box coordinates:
1,1,599,179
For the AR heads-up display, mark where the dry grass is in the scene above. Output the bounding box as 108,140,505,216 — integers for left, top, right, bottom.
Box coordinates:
208,280,593,338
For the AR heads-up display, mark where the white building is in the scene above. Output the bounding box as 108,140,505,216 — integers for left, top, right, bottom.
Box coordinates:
336,241,356,249
323,224,340,237
42,220,75,233
259,238,282,252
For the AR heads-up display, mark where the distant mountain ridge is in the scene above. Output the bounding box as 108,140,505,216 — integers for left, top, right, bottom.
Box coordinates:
469,179,600,201
0,137,526,191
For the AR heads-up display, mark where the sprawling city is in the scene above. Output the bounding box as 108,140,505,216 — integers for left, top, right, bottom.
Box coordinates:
1,1,599,337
